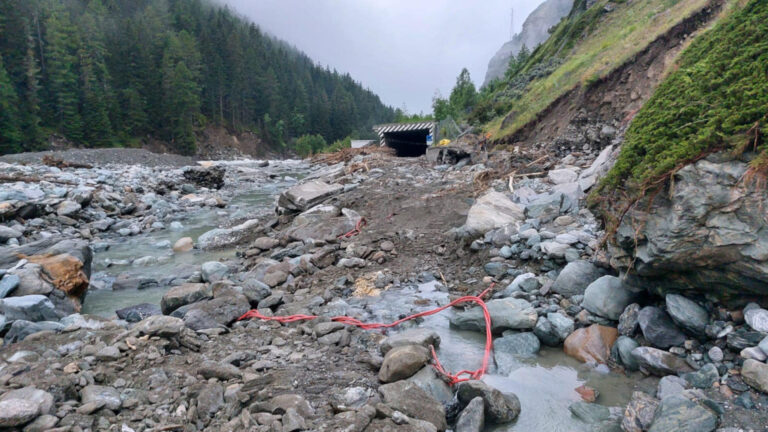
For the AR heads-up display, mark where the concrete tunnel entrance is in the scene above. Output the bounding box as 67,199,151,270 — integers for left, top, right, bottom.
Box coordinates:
373,121,436,157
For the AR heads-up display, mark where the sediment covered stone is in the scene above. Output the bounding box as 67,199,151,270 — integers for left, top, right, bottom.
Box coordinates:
564,324,618,364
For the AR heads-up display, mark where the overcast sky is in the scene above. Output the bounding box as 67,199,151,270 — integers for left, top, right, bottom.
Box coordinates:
218,0,546,114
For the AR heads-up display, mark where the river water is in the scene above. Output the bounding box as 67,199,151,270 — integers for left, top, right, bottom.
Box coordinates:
82,160,642,431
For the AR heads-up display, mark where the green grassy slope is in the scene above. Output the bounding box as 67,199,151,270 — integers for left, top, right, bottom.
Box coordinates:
596,0,768,195
486,0,715,138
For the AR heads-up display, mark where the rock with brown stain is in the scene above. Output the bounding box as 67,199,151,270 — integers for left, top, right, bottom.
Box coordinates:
23,253,89,303
564,324,618,364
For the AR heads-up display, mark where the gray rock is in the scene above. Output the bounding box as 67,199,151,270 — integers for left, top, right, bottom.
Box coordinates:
252,236,280,250
582,276,638,320
707,346,724,362
666,294,709,335
282,408,306,432
21,414,58,431
11,264,54,296
0,387,53,416
406,366,454,404
0,295,60,322
95,346,121,361
450,298,537,333
726,330,766,350
456,380,520,424
495,332,540,357
741,359,768,393
268,393,315,418
618,303,641,336
183,294,250,331
81,385,121,411
314,321,345,337
568,402,610,423
198,219,261,250
455,397,484,432
0,274,20,298
56,200,81,216
622,391,659,432
115,303,161,322
533,316,562,346
548,169,578,185
759,336,768,356
551,261,603,297
379,380,447,431
648,394,717,432
611,336,639,371
198,361,242,380
745,308,768,332
0,226,22,242
278,180,344,212
638,306,686,349
380,328,441,354
133,315,185,338
657,376,686,401
379,345,430,383
741,346,767,361
160,283,212,314
464,191,525,235
241,279,272,306
682,363,718,389
0,399,39,427
3,320,64,344
197,383,224,420
631,347,694,376
201,261,228,283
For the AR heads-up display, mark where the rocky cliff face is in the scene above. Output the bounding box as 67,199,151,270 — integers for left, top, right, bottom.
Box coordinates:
483,0,574,87
609,153,768,305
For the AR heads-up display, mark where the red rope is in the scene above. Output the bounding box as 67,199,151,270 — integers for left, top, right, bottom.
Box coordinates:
338,217,367,239
238,285,495,385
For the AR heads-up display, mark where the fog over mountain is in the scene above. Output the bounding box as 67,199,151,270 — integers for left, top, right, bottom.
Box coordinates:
219,0,546,113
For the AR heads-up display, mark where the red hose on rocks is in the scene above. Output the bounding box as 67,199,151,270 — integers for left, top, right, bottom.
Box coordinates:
238,285,495,385
338,217,367,239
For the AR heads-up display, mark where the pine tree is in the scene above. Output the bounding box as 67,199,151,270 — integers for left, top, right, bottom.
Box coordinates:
78,2,114,147
161,31,201,154
44,6,83,142
0,56,23,153
449,68,477,116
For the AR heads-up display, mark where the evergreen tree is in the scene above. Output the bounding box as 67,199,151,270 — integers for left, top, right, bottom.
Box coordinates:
161,31,201,154
44,6,83,142
449,68,477,116
0,56,23,153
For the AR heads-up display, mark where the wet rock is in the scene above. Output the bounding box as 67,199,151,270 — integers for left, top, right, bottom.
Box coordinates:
0,274,20,298
464,191,525,235
622,391,659,432
449,298,537,333
3,320,64,344
406,366,453,404
638,306,686,348
533,313,573,347
173,237,194,253
618,303,641,336
568,401,610,423
183,293,250,330
81,385,121,411
551,260,603,297
160,283,212,314
198,219,261,250
582,276,638,320
455,397,484,432
0,399,39,427
495,332,540,357
611,336,639,371
456,380,520,424
575,385,599,403
0,295,60,322
183,165,225,189
745,307,768,332
648,394,717,432
379,345,430,383
198,361,242,380
115,303,161,322
133,315,185,337
201,261,229,282
564,324,618,364
682,363,719,389
741,359,768,393
379,381,447,431
380,328,441,354
666,294,709,335
631,347,694,376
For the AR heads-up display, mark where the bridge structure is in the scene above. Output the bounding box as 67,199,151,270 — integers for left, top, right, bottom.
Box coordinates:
373,121,436,157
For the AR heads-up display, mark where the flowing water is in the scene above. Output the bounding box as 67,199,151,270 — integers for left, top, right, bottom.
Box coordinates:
82,160,642,431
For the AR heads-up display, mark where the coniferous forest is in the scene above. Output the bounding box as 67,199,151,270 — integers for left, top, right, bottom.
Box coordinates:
0,0,396,155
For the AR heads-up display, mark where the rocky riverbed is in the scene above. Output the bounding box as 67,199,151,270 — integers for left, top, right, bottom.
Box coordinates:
1,147,768,431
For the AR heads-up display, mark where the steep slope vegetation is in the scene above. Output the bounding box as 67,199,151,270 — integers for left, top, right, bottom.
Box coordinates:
0,0,395,155
482,0,728,148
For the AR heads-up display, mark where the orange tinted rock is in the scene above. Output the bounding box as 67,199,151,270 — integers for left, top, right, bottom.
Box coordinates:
575,384,599,402
564,324,618,364
24,253,89,302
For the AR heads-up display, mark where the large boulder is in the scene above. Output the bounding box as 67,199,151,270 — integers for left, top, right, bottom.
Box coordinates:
638,306,686,348
581,276,638,320
648,394,717,432
449,298,537,333
610,155,768,305
0,295,60,322
563,324,618,364
182,294,250,330
278,180,344,212
197,219,261,250
160,283,212,314
378,345,430,383
286,207,362,242
380,328,441,354
665,294,709,335
183,165,225,189
464,191,524,235
456,380,520,424
551,260,604,297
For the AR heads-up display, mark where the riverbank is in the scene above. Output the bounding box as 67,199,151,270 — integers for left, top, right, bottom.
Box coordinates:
0,147,767,431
